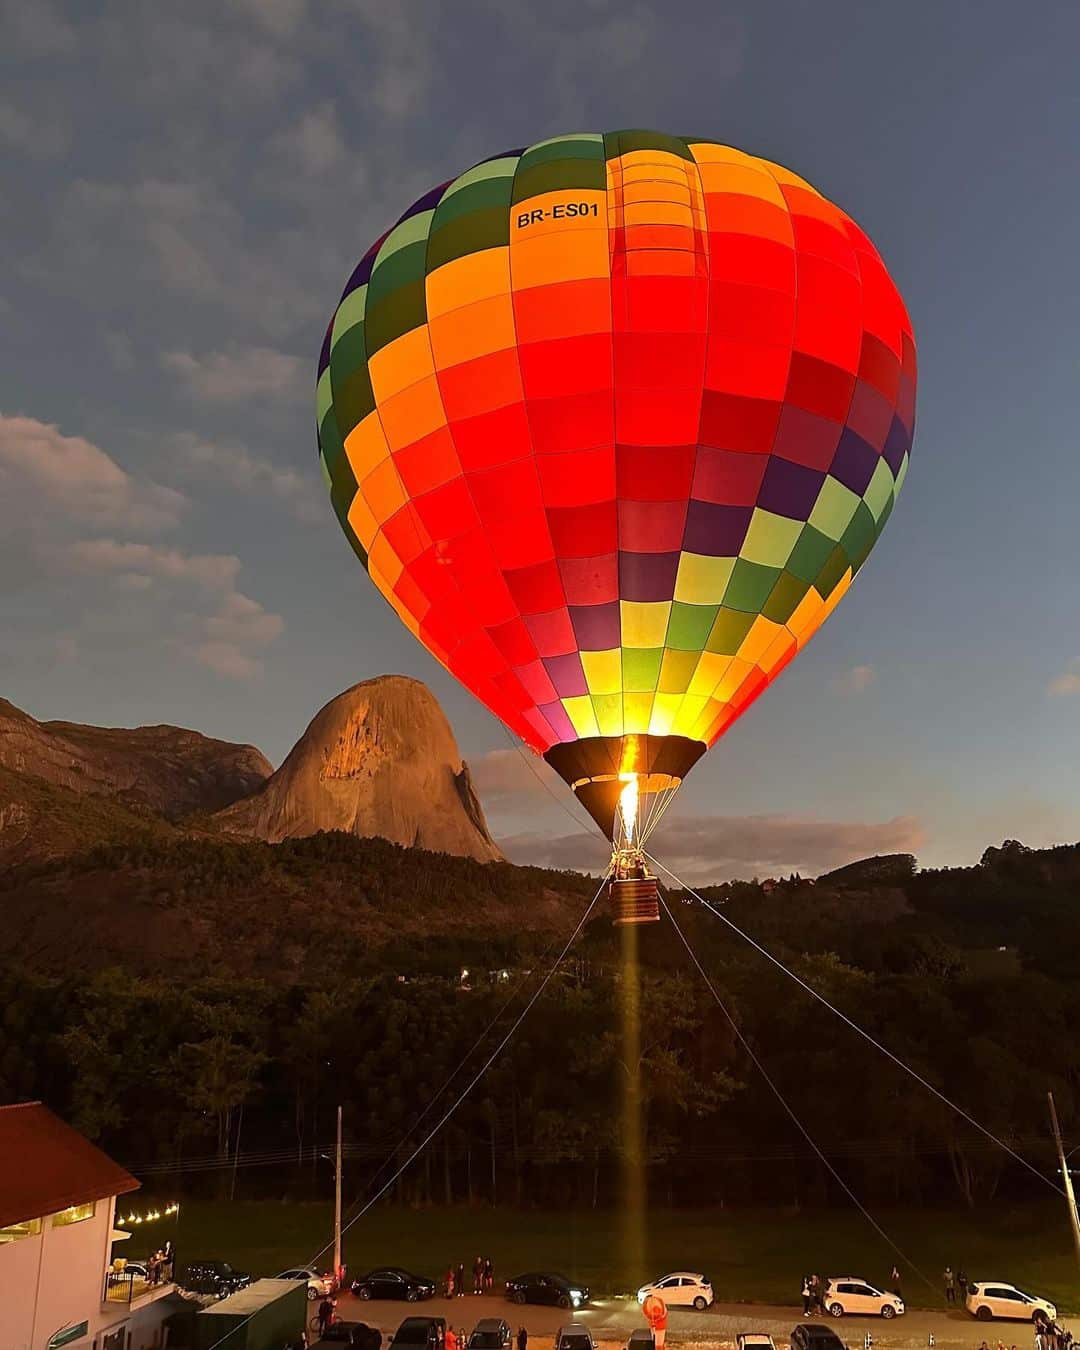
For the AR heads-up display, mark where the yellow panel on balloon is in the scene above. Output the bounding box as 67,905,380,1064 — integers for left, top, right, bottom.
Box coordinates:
648,693,685,738
581,648,622,697
621,601,671,649
562,696,599,738
622,692,654,734
687,652,732,698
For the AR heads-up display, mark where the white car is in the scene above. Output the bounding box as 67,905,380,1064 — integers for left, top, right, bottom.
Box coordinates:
965,1282,1057,1323
636,1272,714,1311
276,1265,334,1300
824,1279,905,1319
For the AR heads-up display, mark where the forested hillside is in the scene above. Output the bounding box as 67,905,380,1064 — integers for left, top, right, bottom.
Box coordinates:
3,833,1078,1212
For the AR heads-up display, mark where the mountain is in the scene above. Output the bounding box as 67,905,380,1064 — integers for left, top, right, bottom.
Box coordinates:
213,675,502,863
0,697,272,820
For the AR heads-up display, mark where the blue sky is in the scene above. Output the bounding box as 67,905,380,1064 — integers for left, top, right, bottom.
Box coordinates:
2,0,1078,880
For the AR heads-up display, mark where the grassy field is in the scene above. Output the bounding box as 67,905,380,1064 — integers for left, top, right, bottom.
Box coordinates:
159,1202,1080,1312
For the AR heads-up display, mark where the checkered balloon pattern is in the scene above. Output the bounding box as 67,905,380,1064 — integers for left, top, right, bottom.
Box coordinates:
317,131,916,830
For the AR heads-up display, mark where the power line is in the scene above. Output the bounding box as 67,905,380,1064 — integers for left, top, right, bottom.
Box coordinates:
647,852,1066,1201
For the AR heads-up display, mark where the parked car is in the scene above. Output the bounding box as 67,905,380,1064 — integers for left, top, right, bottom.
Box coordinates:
554,1326,594,1350
319,1323,382,1350
736,1336,775,1350
823,1279,905,1319
181,1259,253,1299
388,1317,446,1350
351,1268,437,1302
468,1320,512,1350
636,1273,714,1312
965,1282,1057,1323
505,1273,589,1309
277,1264,335,1300
791,1324,846,1350
626,1332,654,1350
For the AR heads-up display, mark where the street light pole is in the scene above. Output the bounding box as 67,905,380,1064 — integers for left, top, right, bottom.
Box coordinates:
1047,1091,1080,1276
334,1105,343,1281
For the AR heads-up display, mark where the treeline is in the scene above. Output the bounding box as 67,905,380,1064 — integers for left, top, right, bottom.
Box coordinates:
4,837,1080,1211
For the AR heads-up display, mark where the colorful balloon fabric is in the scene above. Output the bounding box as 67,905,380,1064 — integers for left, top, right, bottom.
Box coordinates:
316,130,916,836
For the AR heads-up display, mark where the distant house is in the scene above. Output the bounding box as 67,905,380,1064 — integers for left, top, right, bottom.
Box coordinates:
0,1102,181,1350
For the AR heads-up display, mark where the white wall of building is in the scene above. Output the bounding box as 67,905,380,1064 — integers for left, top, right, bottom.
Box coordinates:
0,1197,172,1350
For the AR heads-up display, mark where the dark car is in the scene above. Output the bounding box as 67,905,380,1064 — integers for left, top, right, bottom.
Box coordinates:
389,1317,446,1350
791,1325,846,1350
468,1320,512,1350
319,1322,382,1349
351,1268,437,1302
182,1259,253,1299
555,1327,594,1350
504,1274,589,1309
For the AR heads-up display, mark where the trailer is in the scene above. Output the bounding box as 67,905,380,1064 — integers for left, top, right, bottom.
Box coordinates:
194,1277,306,1350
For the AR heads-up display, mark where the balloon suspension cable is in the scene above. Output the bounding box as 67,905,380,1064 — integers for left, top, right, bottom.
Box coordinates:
646,852,1067,1200
302,870,611,1272
655,887,939,1296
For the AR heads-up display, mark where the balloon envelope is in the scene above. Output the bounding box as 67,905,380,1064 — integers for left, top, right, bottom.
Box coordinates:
317,131,916,836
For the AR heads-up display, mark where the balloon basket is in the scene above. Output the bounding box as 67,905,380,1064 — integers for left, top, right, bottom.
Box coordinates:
610,876,660,925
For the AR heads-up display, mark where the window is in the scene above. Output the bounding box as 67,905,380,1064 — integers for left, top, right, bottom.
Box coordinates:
52,1201,96,1227
0,1217,42,1244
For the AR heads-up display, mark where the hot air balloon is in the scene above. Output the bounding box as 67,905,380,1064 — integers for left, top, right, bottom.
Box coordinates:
316,130,916,922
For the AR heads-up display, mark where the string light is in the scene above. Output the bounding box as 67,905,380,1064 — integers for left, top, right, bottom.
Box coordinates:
121,1203,180,1226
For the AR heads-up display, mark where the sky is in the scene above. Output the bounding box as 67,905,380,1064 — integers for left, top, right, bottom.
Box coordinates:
2,0,1078,883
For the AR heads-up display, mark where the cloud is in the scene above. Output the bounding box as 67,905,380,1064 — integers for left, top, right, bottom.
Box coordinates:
1,0,75,57
0,413,186,532
500,812,925,886
52,177,322,338
195,592,284,680
1049,660,1080,696
469,747,568,806
833,664,876,694
70,538,283,680
177,433,323,524
272,102,351,178
69,539,241,590
161,345,306,402
0,98,69,157
229,0,307,37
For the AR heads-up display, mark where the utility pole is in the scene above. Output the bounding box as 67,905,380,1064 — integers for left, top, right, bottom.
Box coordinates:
1048,1091,1080,1275
333,1105,343,1281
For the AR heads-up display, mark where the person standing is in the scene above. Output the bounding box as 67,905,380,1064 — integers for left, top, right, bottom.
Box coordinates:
474,1256,484,1295
944,1267,955,1304
446,1266,455,1298
446,1326,458,1350
958,1270,969,1302
517,1329,528,1350
317,1297,334,1339
801,1276,812,1317
484,1257,494,1293
812,1274,825,1315
457,1262,466,1298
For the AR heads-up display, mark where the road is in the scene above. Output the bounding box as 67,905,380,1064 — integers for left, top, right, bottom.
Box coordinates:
330,1292,1076,1350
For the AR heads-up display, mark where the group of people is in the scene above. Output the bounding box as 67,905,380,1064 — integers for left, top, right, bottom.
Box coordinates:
144,1245,173,1286
1033,1309,1074,1350
943,1266,966,1302
800,1269,904,1316
445,1257,496,1296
